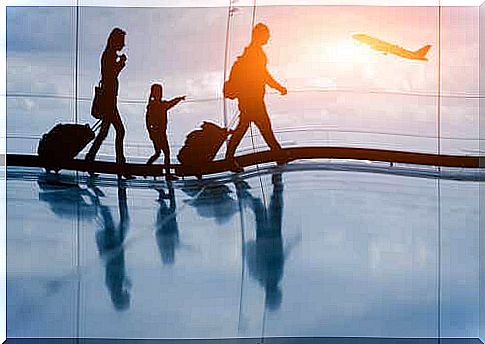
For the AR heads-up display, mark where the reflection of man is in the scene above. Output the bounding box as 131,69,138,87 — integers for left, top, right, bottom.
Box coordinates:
236,173,285,311
225,23,289,172
154,182,179,265
93,180,131,311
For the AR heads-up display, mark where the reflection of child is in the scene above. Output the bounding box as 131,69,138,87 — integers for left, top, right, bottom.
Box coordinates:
145,83,185,180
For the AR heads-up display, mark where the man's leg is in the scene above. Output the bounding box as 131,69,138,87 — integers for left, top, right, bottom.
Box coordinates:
225,117,250,172
254,111,281,152
86,119,110,161
225,118,250,160
254,109,290,164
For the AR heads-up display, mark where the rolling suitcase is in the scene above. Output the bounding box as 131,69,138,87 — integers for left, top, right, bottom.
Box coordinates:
38,120,102,172
177,121,230,177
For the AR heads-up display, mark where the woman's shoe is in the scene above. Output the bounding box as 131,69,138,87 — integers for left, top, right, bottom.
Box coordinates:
118,173,135,180
166,174,179,181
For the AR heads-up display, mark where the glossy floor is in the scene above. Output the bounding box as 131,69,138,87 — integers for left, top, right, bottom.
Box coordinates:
6,165,481,339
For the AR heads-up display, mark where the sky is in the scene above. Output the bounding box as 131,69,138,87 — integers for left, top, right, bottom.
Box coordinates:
6,5,481,158
5,1,485,6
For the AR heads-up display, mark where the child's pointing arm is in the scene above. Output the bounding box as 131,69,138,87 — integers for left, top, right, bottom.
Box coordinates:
166,96,186,110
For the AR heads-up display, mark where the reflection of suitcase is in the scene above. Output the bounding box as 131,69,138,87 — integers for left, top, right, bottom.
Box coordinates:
177,121,229,176
37,120,101,172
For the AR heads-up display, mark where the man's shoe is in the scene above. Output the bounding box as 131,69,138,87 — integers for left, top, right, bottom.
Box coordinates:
276,150,291,165
228,160,243,173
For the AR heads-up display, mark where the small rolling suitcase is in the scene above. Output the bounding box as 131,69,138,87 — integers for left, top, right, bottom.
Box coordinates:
38,120,101,172
177,121,230,177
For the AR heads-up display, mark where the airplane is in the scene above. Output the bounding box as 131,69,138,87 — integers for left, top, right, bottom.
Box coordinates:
352,33,432,61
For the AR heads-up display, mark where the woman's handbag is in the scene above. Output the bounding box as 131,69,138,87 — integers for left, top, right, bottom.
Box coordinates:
91,81,105,119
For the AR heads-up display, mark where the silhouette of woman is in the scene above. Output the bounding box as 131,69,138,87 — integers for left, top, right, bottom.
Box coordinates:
86,28,133,179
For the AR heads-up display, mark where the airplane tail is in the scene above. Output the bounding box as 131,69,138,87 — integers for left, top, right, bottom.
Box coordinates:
415,45,432,58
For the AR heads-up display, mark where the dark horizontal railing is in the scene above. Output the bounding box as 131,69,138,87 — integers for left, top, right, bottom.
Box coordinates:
6,147,483,178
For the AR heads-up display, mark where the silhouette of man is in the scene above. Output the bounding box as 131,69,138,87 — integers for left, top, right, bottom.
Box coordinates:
236,172,286,311
225,23,288,172
154,182,180,265
86,28,133,179
94,181,131,311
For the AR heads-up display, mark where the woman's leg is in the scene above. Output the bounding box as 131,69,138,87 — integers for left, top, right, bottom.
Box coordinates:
111,109,126,165
86,119,111,161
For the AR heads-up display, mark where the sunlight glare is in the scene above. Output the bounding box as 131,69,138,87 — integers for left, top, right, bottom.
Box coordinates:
315,37,377,67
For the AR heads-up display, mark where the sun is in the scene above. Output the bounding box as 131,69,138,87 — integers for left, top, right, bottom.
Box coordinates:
309,36,378,67
331,39,375,65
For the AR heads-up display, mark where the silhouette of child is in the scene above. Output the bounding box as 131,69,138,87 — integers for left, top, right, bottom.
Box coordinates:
145,83,185,180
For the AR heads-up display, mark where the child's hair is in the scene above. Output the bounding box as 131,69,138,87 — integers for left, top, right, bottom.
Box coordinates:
149,83,163,102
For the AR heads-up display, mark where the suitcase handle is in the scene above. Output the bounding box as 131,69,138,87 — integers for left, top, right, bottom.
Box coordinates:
91,119,103,132
227,111,239,130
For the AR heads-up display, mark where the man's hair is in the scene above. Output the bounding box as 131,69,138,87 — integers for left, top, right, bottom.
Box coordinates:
107,27,126,48
252,22,269,40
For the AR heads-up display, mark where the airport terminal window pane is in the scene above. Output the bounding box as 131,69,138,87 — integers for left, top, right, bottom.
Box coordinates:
6,5,77,155
441,7,480,156
250,5,440,153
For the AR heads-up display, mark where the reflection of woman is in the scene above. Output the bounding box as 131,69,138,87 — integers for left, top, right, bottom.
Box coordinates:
86,28,132,178
37,177,97,220
93,182,131,311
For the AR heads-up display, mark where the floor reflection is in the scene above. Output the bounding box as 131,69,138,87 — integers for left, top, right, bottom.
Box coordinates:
92,180,131,311
236,172,298,312
10,167,477,338
182,181,240,225
153,181,179,265
38,174,98,221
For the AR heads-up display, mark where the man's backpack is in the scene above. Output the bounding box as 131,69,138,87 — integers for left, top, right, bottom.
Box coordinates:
223,52,248,100
177,121,229,167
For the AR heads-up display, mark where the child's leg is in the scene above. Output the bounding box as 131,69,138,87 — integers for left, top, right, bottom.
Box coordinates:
147,139,162,165
147,150,161,165
160,135,176,179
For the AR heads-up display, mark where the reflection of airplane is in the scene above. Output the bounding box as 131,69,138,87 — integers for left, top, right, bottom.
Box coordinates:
352,33,431,61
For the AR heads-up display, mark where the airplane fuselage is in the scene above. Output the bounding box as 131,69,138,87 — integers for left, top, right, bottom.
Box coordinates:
352,34,430,61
